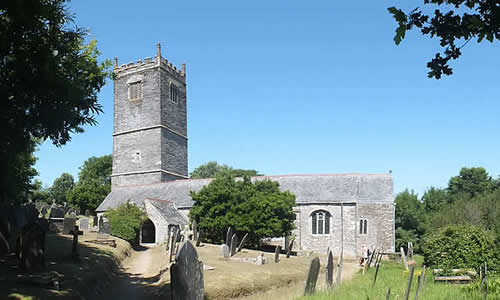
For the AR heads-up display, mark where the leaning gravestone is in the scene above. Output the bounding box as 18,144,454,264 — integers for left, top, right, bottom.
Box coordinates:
63,217,76,235
286,238,295,258
304,257,320,295
230,233,238,257
93,216,98,228
237,233,249,252
326,250,334,287
192,220,198,241
401,247,409,270
170,241,204,300
79,218,89,231
195,230,202,247
226,227,233,247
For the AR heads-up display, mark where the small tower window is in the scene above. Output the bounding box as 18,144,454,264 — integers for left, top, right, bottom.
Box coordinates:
129,81,143,101
359,218,368,234
170,82,178,103
311,210,331,235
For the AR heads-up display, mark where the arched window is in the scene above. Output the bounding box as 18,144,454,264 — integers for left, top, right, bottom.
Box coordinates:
311,210,331,235
359,218,368,235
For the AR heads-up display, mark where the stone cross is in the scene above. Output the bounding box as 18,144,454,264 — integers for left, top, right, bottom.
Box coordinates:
230,233,238,257
237,233,248,252
326,250,334,288
286,238,295,258
304,257,320,295
170,241,204,300
274,245,281,263
225,227,233,247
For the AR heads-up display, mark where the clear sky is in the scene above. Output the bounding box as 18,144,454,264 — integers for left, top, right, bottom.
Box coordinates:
34,0,500,196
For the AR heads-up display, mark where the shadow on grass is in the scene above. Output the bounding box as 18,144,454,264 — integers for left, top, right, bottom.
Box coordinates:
0,232,169,300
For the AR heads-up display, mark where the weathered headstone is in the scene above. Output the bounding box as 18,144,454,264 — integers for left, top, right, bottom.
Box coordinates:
49,205,65,219
221,244,230,258
256,253,266,265
40,207,48,218
97,222,111,239
414,274,422,300
404,265,415,300
225,227,233,247
79,218,89,231
326,250,334,288
274,245,281,263
93,216,98,228
304,257,320,295
63,217,76,235
72,225,79,258
286,238,295,258
170,241,204,300
98,216,104,228
169,229,178,262
230,233,238,256
408,242,414,261
373,262,381,286
336,251,343,286
401,246,409,270
84,209,91,217
195,230,202,247
192,220,197,241
237,233,248,252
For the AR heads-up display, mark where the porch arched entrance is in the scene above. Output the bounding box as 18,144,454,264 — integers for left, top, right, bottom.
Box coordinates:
141,218,156,243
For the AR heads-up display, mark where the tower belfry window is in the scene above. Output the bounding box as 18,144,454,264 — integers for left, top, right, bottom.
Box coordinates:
170,82,178,103
129,81,143,101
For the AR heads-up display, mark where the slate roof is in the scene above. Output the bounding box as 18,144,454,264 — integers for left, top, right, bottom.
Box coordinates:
96,173,393,212
144,198,189,226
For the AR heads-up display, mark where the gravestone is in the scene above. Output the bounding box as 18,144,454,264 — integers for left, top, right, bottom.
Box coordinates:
79,218,89,231
192,220,197,241
274,245,281,263
256,253,266,265
69,211,76,218
85,209,91,217
195,230,202,247
170,241,204,300
230,233,238,256
400,247,409,270
72,225,79,258
237,233,248,252
40,207,48,218
169,229,178,262
220,244,230,258
63,217,76,235
93,216,98,228
304,257,320,295
225,227,233,247
326,250,334,287
336,251,344,286
98,222,111,239
49,205,65,219
286,238,295,258
98,216,104,228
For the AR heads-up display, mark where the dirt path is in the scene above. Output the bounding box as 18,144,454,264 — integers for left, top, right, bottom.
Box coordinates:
99,244,167,300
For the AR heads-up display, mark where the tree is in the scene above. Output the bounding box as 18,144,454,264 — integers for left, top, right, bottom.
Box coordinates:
0,0,111,205
422,186,449,212
49,173,74,204
30,179,51,203
67,155,112,212
388,1,500,79
395,189,426,252
448,167,493,197
189,173,296,247
190,161,262,179
105,202,146,244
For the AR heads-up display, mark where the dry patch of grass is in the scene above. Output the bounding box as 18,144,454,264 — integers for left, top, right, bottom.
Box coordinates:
0,231,130,300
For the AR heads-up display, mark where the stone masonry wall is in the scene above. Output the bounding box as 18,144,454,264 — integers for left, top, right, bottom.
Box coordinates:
161,129,188,177
160,68,187,136
357,203,394,253
144,201,169,244
113,128,162,175
295,204,357,257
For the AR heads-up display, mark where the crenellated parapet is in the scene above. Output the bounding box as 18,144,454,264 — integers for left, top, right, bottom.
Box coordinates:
113,43,186,81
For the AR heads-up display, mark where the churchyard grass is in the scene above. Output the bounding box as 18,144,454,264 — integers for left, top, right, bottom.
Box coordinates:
299,255,485,300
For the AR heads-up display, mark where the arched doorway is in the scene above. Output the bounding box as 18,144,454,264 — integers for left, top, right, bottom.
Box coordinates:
141,219,156,243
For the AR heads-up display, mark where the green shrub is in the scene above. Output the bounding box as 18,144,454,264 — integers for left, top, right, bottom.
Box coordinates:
105,202,146,244
423,225,498,271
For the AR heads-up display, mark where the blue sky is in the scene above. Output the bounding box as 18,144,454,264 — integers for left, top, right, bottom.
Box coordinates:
34,0,500,196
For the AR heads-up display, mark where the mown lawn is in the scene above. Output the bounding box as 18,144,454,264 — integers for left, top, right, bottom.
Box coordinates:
298,256,489,300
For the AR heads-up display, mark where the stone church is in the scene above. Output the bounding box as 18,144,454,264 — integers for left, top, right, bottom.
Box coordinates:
96,45,395,257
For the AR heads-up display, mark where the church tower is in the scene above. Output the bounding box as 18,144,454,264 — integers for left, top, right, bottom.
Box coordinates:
111,44,188,187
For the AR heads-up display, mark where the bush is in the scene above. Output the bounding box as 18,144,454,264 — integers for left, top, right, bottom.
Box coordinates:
423,225,498,271
189,174,296,247
105,202,146,244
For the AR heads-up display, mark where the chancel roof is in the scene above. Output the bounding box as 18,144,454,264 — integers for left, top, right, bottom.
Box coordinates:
96,173,393,212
